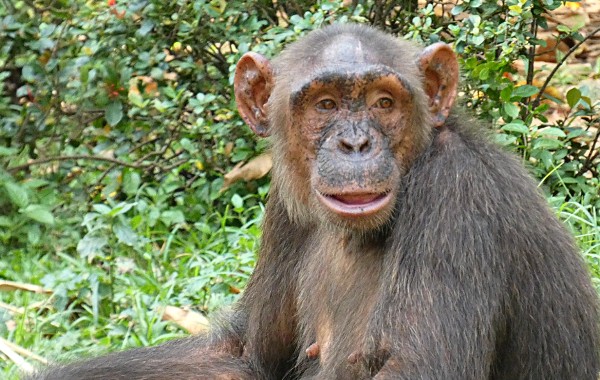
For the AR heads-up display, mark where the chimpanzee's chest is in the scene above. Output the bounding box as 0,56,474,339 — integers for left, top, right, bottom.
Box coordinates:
295,233,384,378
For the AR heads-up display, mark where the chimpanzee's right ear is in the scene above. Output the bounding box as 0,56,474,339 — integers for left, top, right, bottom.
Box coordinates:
234,52,274,137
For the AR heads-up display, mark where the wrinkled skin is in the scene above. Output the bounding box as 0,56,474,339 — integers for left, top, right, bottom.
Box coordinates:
30,24,600,380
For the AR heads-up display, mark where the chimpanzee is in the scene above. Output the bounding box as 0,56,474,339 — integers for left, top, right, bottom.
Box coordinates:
31,23,599,380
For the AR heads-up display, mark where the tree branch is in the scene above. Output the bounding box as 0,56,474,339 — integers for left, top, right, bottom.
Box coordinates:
7,154,148,173
532,25,600,109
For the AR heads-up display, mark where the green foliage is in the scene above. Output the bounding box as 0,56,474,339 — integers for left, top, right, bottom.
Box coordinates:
405,0,599,206
0,0,598,378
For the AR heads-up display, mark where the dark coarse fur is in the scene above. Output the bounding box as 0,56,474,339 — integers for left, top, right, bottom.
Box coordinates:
30,24,599,380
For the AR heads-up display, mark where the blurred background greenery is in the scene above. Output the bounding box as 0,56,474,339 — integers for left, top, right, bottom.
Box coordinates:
0,0,598,377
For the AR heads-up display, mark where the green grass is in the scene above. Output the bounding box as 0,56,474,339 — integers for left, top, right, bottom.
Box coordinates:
555,200,600,290
0,200,262,379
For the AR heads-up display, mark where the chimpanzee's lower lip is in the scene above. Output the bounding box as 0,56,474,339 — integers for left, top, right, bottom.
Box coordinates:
316,191,393,217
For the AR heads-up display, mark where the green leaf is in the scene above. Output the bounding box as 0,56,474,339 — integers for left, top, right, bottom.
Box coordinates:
0,216,12,227
231,193,243,210
538,127,566,138
137,20,154,37
4,182,29,208
77,235,108,259
105,101,123,126
566,128,587,139
477,65,489,78
93,204,112,214
512,85,539,98
472,35,485,47
123,171,141,195
161,210,185,226
28,225,41,245
501,122,529,134
108,202,136,217
537,150,553,168
23,179,49,189
566,88,581,108
128,92,145,108
503,103,520,119
450,4,464,15
500,86,513,102
180,138,195,152
113,222,138,246
532,138,563,150
581,96,592,109
22,204,55,225
22,65,36,81
0,147,17,156
494,133,517,146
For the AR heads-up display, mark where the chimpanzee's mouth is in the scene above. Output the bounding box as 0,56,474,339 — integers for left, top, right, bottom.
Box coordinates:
316,191,393,217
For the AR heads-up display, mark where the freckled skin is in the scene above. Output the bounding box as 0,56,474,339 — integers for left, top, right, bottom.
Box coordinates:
29,23,600,380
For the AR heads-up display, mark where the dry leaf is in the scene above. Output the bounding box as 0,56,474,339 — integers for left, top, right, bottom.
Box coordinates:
0,337,47,364
144,81,159,97
221,153,272,191
128,80,140,96
224,142,234,157
161,306,210,334
0,339,34,373
0,280,51,294
163,72,178,81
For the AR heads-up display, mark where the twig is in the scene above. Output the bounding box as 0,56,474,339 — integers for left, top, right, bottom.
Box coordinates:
7,154,149,173
0,301,24,314
0,337,48,365
532,26,600,109
576,124,600,177
128,136,160,154
0,301,44,314
0,339,34,373
0,280,51,294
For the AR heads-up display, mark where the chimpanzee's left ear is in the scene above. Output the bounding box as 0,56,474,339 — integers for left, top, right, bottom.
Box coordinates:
418,43,459,127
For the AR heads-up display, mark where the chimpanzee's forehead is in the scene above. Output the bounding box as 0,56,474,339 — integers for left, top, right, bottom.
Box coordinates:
320,33,397,68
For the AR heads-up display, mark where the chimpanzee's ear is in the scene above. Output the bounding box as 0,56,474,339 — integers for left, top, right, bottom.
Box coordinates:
234,52,274,137
418,43,459,127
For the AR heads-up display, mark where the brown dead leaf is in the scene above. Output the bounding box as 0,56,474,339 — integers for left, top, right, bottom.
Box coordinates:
221,153,272,192
161,305,210,334
163,72,178,81
128,80,141,96
535,34,571,63
224,142,234,157
0,339,34,373
164,48,175,62
229,284,241,294
137,76,154,84
144,81,159,97
0,280,51,294
0,337,47,364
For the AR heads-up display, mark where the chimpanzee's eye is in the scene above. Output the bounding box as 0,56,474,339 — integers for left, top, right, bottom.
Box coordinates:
374,97,394,109
316,99,337,111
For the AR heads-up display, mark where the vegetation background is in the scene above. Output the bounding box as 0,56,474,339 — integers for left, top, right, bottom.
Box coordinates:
0,0,598,377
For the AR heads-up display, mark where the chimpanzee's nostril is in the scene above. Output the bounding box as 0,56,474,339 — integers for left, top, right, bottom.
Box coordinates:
358,138,370,153
338,138,353,154
338,136,371,154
